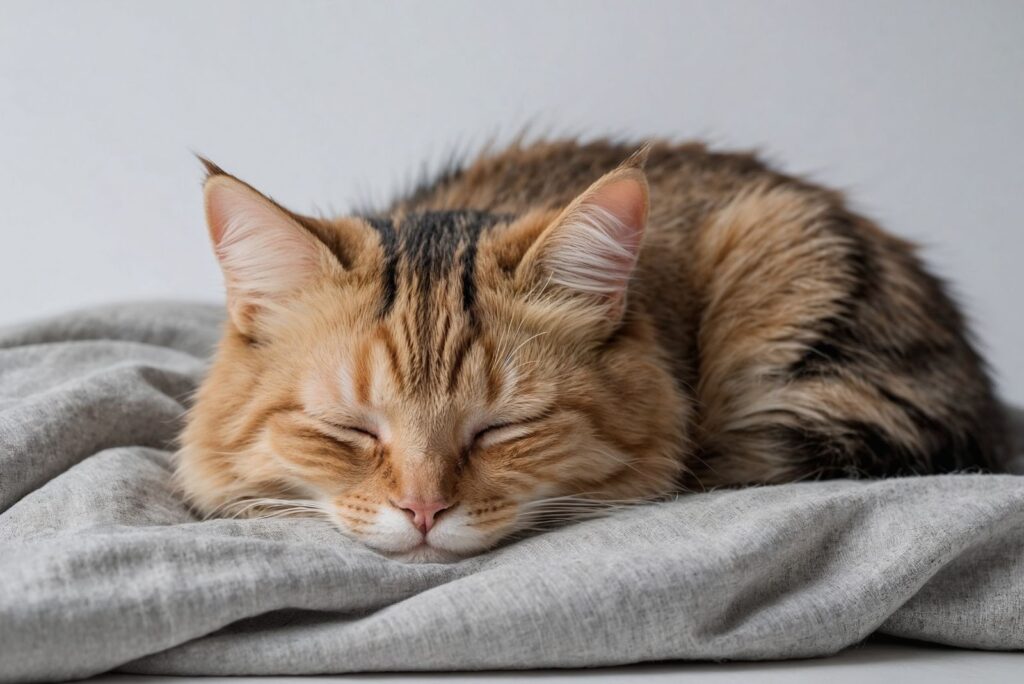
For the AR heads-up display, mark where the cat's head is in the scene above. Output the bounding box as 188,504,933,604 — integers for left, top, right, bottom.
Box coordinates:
177,154,687,562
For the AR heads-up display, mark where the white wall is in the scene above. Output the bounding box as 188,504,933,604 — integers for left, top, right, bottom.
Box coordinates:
1,0,1022,402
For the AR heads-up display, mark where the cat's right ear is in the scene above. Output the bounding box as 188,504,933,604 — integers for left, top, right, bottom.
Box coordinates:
202,164,345,337
514,156,649,329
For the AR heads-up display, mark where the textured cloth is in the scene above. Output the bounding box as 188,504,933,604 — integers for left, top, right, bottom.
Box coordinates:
0,302,1022,683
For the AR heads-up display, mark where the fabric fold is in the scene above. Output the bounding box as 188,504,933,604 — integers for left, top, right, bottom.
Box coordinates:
0,302,1020,682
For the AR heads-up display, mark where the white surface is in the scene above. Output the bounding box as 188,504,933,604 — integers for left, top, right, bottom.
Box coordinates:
85,641,1024,683
1,1,1022,402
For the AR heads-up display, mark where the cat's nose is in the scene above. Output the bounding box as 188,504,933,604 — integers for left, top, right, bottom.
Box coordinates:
392,498,451,534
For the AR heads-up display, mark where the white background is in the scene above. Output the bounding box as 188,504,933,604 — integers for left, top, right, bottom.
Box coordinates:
1,0,1021,402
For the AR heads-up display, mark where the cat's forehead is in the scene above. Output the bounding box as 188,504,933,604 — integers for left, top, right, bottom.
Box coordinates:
308,210,518,401
362,210,511,318
304,301,520,427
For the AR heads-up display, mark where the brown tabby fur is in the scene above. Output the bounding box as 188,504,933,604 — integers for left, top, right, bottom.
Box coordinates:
178,139,1007,562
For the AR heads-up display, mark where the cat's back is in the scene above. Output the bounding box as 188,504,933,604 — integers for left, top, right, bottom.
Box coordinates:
391,138,793,219
389,138,841,284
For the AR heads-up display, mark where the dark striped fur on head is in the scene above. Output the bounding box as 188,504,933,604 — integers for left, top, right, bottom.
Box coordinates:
364,211,508,319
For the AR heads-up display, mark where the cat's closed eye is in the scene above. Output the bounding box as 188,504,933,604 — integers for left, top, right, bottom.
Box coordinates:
317,420,379,444
471,417,544,449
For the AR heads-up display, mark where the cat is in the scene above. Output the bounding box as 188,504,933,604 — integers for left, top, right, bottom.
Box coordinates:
177,139,1007,563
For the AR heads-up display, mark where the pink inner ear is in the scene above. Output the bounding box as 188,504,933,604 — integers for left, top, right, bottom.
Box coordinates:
204,177,256,249
577,174,649,266
590,176,648,236
541,171,649,308
203,176,328,306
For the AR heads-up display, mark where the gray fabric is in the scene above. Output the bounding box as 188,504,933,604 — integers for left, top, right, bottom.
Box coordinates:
1,302,1022,683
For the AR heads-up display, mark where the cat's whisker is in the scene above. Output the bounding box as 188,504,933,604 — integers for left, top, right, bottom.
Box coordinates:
200,494,266,520
214,497,326,521
495,318,531,372
516,494,652,530
502,331,549,369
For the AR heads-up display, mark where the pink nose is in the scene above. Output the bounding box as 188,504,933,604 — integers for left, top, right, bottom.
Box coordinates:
393,499,451,534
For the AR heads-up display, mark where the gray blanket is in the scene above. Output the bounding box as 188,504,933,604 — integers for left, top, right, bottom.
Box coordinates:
1,302,1022,683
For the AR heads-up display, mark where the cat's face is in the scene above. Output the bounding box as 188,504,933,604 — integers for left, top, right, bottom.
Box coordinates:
177,158,687,562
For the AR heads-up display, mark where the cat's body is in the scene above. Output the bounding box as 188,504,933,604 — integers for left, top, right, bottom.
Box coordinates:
179,139,1006,562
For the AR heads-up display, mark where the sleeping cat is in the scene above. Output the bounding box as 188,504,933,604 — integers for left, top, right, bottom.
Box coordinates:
177,139,1007,562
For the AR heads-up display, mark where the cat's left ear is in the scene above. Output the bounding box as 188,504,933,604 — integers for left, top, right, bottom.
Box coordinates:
520,151,649,323
201,161,347,337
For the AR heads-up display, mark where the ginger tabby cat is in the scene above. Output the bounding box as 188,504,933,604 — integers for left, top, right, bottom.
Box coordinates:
177,140,1006,562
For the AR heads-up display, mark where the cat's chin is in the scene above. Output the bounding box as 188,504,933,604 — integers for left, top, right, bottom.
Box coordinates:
385,544,466,564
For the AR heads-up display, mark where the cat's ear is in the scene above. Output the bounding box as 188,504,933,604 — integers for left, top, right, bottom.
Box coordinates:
202,162,345,336
520,153,649,323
